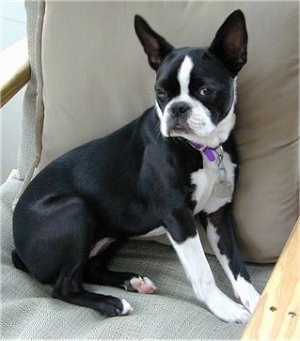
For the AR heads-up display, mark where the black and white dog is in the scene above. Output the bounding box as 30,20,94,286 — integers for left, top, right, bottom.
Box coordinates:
12,10,259,323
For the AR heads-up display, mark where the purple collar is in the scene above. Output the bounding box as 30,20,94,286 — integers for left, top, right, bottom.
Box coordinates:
188,141,216,162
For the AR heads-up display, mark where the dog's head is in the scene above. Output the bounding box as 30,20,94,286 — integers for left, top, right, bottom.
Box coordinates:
135,10,248,147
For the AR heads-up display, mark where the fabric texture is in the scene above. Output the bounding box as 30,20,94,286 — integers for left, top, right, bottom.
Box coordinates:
31,1,299,262
0,0,298,338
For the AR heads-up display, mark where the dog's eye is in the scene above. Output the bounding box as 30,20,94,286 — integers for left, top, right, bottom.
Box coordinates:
199,87,215,97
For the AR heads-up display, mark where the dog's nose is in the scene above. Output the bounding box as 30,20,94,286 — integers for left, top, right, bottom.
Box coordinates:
170,102,191,118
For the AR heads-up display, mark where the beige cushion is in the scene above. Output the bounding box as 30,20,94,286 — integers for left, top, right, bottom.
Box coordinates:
32,1,298,262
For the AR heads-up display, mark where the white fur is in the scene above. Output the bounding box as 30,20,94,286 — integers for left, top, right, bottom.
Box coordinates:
157,56,237,148
183,108,236,148
139,226,166,238
233,276,260,313
89,238,114,258
178,56,193,94
120,299,134,315
130,276,157,294
155,101,163,120
191,149,236,215
207,222,260,313
167,232,250,323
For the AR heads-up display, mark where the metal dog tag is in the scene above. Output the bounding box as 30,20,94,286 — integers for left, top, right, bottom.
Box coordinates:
214,180,234,198
214,146,234,199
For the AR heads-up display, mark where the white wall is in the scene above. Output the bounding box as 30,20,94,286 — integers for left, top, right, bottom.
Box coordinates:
1,1,26,183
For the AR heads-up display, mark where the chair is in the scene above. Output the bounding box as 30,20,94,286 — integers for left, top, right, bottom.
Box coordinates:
1,1,298,339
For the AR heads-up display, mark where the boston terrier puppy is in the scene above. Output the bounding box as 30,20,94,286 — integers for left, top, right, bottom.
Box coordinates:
12,10,260,323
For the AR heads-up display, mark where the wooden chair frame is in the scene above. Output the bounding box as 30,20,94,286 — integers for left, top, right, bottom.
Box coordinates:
1,39,299,339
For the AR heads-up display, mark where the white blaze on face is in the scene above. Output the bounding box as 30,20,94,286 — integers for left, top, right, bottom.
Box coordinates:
156,55,237,148
160,56,216,138
177,56,193,94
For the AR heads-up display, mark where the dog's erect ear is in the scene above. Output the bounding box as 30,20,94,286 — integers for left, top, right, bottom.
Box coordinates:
209,10,248,75
134,15,174,71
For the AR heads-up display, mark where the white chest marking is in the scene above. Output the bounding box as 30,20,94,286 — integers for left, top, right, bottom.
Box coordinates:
191,150,236,214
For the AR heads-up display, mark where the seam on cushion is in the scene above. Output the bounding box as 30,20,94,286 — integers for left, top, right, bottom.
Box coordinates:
33,0,45,168
13,0,46,209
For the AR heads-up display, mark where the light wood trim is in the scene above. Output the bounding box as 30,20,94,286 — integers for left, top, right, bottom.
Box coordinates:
241,217,300,340
0,38,31,108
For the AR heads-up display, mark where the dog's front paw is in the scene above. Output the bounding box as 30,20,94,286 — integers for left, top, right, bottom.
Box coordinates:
235,288,260,314
213,301,250,324
205,289,250,324
234,277,260,313
220,301,251,324
223,304,250,324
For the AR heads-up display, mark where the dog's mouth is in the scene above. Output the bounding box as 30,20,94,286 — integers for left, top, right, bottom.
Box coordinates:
166,119,191,136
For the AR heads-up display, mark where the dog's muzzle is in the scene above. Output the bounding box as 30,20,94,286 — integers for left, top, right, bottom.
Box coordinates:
165,101,192,135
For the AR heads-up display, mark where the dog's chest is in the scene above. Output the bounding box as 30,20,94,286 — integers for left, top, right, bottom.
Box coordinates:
190,150,236,215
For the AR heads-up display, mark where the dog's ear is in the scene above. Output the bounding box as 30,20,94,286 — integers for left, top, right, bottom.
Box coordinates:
209,10,248,75
134,15,174,71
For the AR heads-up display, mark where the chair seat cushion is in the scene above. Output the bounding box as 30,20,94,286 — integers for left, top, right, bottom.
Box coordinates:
1,179,273,338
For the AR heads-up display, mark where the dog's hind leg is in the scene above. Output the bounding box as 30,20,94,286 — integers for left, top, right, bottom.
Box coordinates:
53,262,133,316
85,265,157,294
12,250,29,273
204,204,260,314
48,200,134,316
84,242,157,294
14,196,133,316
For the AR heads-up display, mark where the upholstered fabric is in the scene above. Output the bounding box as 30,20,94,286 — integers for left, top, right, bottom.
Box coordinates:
27,1,299,262
0,1,298,338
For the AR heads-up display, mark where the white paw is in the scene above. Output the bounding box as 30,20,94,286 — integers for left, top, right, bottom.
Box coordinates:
219,300,250,324
130,276,157,294
120,299,134,315
234,276,260,313
205,288,251,324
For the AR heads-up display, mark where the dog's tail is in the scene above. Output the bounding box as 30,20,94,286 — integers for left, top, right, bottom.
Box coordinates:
11,250,29,273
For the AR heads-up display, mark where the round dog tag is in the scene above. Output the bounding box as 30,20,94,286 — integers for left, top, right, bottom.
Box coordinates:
214,181,234,198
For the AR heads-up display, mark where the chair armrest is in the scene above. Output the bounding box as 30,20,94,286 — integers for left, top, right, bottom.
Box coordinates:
0,38,31,108
241,217,300,339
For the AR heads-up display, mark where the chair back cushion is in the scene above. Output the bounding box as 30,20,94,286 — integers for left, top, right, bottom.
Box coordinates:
26,1,299,262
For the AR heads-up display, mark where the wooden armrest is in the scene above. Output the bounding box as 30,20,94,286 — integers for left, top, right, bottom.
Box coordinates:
0,38,31,108
241,217,300,339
